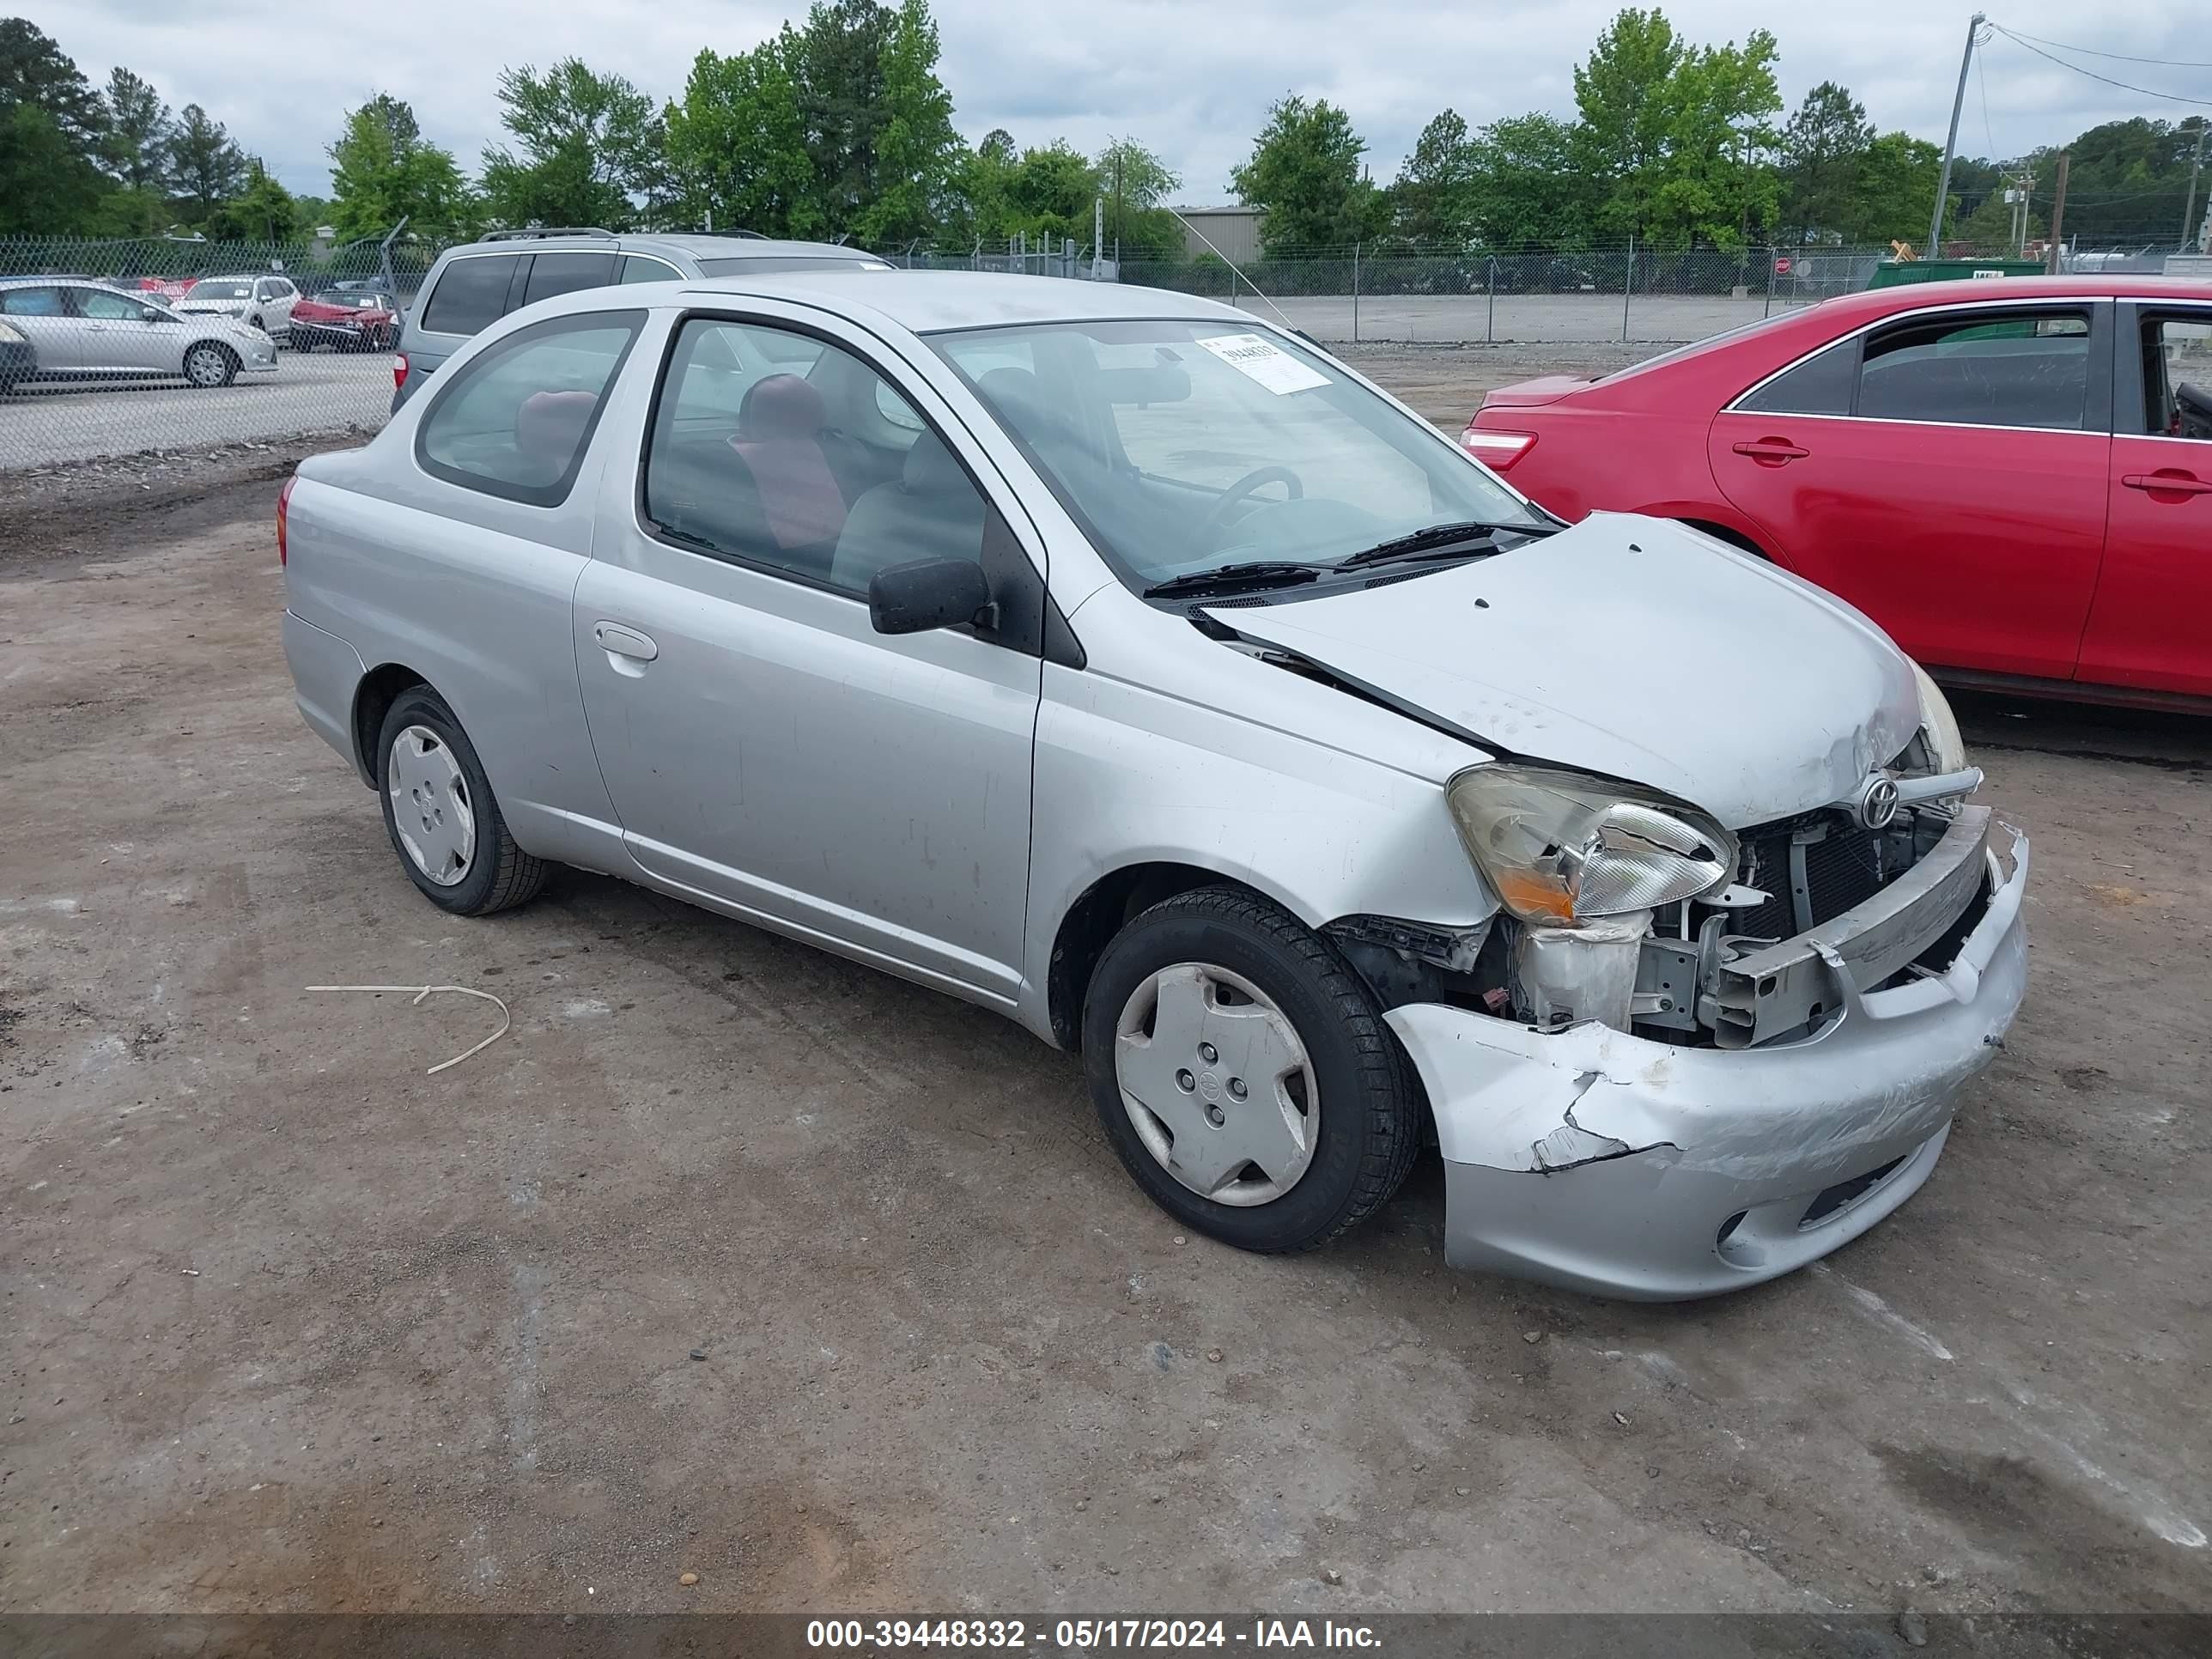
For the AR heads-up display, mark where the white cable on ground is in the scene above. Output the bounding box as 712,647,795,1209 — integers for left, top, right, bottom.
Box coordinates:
305,983,513,1074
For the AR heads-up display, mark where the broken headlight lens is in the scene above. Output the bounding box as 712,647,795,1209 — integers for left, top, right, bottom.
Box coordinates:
1445,764,1737,926
1910,660,1968,774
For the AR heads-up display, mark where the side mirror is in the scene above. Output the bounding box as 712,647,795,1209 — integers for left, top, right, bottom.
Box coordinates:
867,557,993,636
141,305,161,322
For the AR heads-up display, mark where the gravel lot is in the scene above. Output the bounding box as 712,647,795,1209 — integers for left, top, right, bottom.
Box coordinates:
0,350,391,471
1,349,2206,1631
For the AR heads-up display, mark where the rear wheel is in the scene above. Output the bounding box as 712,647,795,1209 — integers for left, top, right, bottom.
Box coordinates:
1082,887,1422,1253
374,688,548,916
183,343,238,388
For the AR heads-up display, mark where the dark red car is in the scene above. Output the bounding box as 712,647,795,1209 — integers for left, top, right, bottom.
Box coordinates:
288,289,400,352
1463,276,2212,705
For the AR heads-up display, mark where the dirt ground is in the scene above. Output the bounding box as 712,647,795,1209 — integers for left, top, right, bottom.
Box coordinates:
2,348,2207,1627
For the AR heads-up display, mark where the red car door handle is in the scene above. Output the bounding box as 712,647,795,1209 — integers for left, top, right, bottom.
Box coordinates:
2122,471,2212,497
1732,438,1809,464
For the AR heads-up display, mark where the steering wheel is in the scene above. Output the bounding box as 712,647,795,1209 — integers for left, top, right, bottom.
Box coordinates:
1200,465,1304,540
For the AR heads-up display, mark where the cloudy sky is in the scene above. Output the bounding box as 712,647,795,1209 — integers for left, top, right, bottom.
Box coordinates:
18,0,2204,205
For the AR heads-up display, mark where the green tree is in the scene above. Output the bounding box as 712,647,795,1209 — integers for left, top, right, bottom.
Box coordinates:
950,127,1018,240
1571,6,1683,240
663,35,823,238
2024,117,2208,243
327,94,473,240
795,0,898,238
99,66,172,191
854,0,959,245
479,58,659,229
0,99,106,233
1392,110,1478,246
1779,82,1873,242
1231,94,1386,249
169,102,248,223
206,160,295,242
1095,137,1179,255
1649,27,1781,246
1955,185,2039,253
1468,112,1599,246
1838,131,1943,246
0,17,105,158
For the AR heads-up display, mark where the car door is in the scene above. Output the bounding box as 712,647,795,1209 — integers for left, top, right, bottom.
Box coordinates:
69,285,173,373
264,277,299,337
0,285,81,372
2075,301,2212,697
1707,299,2112,680
572,306,1045,1004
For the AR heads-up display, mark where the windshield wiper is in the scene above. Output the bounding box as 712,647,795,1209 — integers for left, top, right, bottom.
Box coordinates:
1142,562,1323,599
1333,519,1550,571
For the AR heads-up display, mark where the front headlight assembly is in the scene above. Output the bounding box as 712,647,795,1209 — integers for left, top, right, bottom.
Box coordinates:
1910,659,1968,774
0,319,24,344
1446,764,1736,927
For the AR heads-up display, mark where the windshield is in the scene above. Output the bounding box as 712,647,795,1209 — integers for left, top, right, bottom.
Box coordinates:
929,319,1544,591
188,282,252,301
325,292,386,307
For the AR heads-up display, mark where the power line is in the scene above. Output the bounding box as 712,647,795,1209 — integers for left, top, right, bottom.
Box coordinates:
1988,25,2212,107
1996,26,2212,70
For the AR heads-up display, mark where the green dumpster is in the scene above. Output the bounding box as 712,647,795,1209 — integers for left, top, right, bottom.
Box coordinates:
1868,258,2047,289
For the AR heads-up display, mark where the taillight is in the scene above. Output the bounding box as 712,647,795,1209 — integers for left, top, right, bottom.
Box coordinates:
276,474,295,567
392,352,409,392
1460,426,1537,471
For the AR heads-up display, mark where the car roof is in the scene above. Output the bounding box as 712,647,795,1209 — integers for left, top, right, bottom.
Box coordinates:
1808,274,2212,327
591,268,1246,333
449,233,872,264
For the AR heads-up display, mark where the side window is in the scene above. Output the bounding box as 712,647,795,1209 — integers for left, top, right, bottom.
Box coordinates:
1857,309,2091,430
75,288,143,320
521,252,617,307
419,255,521,337
416,310,643,507
1737,338,1856,415
618,255,680,284
644,316,988,599
2143,313,2212,440
0,286,65,315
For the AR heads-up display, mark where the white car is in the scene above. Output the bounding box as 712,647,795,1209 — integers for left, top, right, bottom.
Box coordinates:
0,278,277,387
173,273,300,342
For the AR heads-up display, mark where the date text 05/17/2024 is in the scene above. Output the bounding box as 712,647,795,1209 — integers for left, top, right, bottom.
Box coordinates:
805,1620,1384,1650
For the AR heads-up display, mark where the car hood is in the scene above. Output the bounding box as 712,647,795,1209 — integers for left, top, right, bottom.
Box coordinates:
1202,513,1922,829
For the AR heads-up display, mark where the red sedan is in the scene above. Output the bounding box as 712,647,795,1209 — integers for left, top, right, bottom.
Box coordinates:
287,289,400,352
1462,276,2212,704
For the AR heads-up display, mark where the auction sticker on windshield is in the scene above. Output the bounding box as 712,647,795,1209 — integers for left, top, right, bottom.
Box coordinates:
1198,331,1330,395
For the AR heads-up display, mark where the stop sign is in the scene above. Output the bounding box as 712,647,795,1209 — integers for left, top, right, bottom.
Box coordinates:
1774,257,1793,275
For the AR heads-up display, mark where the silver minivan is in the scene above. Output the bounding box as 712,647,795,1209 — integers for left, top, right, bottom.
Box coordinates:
390,230,891,410
283,270,2029,1300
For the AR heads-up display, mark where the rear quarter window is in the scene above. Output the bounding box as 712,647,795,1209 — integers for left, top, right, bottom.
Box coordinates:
415,311,645,507
419,255,522,337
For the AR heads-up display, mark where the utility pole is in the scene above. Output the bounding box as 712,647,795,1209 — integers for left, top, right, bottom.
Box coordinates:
1929,12,1985,259
2045,152,2070,275
2184,119,2209,252
1094,195,1104,278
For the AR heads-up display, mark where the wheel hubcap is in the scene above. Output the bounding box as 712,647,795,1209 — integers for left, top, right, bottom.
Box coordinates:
386,725,477,885
1114,963,1318,1206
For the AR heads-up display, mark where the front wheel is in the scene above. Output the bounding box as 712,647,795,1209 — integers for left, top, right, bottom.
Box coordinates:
1082,887,1422,1254
374,688,548,916
182,343,238,387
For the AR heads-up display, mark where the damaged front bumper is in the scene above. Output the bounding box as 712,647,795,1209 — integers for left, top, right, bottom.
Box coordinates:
1386,819,2029,1300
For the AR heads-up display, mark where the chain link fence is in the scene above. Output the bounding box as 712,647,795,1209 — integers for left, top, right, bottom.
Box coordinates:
0,234,448,476
3,230,2183,475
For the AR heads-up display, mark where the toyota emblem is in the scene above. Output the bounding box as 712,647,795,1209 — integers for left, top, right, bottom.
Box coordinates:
1856,775,1901,830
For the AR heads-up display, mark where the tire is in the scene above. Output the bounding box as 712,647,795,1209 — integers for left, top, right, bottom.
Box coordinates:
374,688,548,917
1081,886,1422,1254
183,342,238,388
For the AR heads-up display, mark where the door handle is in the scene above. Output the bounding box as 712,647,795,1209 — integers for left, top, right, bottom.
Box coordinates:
2121,471,2212,498
1732,438,1809,465
592,622,659,661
